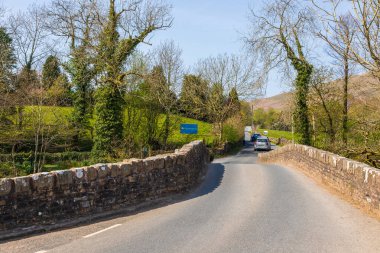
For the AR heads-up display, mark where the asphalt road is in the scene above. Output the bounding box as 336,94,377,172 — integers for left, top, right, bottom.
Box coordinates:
2,145,380,253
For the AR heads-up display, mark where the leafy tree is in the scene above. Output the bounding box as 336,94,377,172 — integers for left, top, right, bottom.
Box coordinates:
42,55,61,89
0,27,16,91
92,0,172,159
67,44,95,146
45,0,101,148
47,74,72,106
207,83,226,141
179,74,209,121
227,87,240,116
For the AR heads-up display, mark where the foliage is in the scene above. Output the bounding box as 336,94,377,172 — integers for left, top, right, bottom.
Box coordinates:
0,27,16,90
92,0,171,159
253,108,290,131
92,85,124,160
42,55,61,89
46,74,72,106
179,74,209,121
257,128,299,142
223,113,245,143
246,0,314,145
67,44,95,144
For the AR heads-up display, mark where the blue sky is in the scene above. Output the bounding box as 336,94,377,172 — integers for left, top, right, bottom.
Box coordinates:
1,0,287,97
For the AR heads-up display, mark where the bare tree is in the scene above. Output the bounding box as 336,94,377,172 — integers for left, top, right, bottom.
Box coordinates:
311,0,357,149
308,66,341,146
245,0,315,145
197,54,263,99
196,53,263,141
8,4,51,71
314,1,380,80
150,40,183,148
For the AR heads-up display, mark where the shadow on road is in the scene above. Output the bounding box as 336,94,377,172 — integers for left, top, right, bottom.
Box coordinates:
1,163,226,242
188,163,225,199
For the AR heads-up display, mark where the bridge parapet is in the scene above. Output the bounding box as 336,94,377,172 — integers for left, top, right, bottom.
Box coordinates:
259,144,380,216
0,141,209,238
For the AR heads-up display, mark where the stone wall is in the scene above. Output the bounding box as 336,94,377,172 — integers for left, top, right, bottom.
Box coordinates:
258,144,380,215
0,141,209,234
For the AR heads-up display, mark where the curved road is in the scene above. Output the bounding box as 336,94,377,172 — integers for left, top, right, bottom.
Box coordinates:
2,145,380,253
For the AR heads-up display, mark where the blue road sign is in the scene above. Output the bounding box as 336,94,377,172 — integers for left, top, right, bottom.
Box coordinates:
180,124,198,134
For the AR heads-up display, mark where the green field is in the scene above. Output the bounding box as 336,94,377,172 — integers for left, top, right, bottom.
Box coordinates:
4,106,215,147
167,116,215,146
257,128,300,143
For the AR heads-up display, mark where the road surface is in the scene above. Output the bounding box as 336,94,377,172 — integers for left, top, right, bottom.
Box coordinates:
2,145,380,253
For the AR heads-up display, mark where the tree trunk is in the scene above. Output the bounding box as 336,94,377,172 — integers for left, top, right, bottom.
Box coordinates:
294,64,312,145
342,56,349,149
163,112,170,150
17,106,23,130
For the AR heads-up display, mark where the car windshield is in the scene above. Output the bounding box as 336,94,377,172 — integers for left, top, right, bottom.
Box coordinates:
257,139,267,143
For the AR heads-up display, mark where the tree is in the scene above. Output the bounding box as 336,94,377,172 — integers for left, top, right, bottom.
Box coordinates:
196,53,263,141
0,27,16,91
8,4,51,72
150,41,183,148
45,0,100,147
345,1,380,80
308,67,341,147
42,55,61,89
0,26,16,134
179,74,209,121
207,83,225,140
227,87,240,116
92,0,172,159
311,1,356,149
246,0,315,145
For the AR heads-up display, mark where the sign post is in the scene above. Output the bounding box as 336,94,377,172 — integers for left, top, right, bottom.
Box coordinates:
180,124,198,134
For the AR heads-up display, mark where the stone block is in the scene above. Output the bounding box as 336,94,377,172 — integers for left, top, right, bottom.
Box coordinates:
169,154,178,165
0,178,13,196
71,167,86,181
110,163,122,177
128,175,137,183
154,156,165,169
31,172,55,191
120,162,133,177
143,157,156,172
130,159,143,173
14,176,31,194
94,164,110,179
163,155,173,169
176,153,185,165
85,166,98,181
54,170,73,187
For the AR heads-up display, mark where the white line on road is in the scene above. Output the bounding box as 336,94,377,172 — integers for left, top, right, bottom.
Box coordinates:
83,224,122,238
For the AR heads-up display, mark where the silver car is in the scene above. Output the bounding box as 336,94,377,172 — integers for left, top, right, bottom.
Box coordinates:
254,137,271,151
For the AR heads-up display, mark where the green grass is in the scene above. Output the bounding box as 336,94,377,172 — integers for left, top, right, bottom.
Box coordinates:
257,128,300,142
5,106,215,147
8,106,73,125
167,116,215,146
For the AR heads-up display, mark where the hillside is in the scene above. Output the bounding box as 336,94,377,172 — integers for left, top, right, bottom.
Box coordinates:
251,92,293,111
251,73,380,111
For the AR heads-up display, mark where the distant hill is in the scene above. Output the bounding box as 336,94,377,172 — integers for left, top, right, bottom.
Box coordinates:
251,92,293,111
251,73,380,111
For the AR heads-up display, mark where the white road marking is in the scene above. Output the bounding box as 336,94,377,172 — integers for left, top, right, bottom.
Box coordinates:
83,224,122,238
